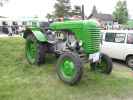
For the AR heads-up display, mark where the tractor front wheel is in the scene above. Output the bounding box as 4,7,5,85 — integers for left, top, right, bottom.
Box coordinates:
90,53,113,74
25,34,47,65
57,52,83,85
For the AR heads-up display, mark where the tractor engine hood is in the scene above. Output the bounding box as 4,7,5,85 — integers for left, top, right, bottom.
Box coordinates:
49,20,101,54
49,20,99,31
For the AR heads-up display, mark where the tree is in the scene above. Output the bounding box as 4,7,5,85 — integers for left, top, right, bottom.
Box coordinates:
46,13,55,21
54,0,71,17
71,5,81,16
46,13,52,20
0,0,8,7
113,0,128,24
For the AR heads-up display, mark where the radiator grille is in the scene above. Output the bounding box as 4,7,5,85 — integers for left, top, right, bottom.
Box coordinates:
83,28,100,54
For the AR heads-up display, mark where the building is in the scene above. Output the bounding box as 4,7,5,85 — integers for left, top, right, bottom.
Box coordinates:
88,6,114,29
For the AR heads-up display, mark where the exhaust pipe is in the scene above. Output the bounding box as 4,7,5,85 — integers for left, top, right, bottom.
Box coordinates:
81,4,85,20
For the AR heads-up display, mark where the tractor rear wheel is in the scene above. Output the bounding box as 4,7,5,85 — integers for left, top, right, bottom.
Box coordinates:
25,34,47,65
57,52,83,85
90,53,113,74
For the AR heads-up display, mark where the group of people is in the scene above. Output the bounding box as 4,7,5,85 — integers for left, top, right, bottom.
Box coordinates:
2,21,19,36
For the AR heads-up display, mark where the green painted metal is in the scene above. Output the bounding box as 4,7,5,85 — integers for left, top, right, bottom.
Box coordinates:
24,27,48,42
97,58,107,71
60,58,76,80
32,29,47,42
49,20,100,54
26,39,37,64
93,57,107,72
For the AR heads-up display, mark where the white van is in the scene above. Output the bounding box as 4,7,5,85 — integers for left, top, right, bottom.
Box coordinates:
101,30,133,68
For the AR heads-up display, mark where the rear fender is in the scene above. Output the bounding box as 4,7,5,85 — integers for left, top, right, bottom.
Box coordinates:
23,28,48,42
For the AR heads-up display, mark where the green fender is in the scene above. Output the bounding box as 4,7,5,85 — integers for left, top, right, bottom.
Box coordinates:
32,30,48,42
23,28,48,42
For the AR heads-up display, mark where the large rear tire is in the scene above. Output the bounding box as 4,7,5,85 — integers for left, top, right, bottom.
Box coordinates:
25,34,47,65
90,53,113,74
57,52,83,85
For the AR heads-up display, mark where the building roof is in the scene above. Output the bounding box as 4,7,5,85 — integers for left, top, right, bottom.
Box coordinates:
91,5,97,15
0,16,6,18
93,13,113,21
88,6,113,22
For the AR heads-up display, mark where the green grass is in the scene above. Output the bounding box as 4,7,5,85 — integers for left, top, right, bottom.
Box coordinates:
0,37,133,100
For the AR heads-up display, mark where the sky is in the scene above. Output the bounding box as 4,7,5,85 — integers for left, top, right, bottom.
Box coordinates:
0,0,133,18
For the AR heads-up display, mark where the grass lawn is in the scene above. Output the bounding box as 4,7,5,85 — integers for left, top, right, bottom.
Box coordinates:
0,37,133,100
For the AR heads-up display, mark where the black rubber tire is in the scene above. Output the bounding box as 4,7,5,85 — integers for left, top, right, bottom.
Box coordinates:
56,52,83,85
90,53,113,74
55,53,60,58
126,56,133,69
26,34,47,65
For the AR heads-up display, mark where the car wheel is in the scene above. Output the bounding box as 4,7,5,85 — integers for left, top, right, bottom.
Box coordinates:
126,56,133,69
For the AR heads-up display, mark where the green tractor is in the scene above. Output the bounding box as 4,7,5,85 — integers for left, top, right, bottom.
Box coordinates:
23,20,113,85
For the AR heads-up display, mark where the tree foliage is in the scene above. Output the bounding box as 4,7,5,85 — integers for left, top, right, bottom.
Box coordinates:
113,0,128,24
54,0,71,17
48,0,82,19
71,5,81,16
46,13,54,21
0,0,8,7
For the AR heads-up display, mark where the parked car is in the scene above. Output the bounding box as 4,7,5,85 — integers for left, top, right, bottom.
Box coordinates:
101,30,133,68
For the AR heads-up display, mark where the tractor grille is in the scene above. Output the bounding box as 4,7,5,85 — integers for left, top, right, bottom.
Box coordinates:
84,28,100,54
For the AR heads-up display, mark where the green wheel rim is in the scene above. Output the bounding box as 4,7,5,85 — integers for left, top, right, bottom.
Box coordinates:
26,40,37,64
97,58,107,72
60,58,76,80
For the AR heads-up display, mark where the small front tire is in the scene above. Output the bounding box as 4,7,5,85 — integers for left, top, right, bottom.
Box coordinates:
90,53,113,74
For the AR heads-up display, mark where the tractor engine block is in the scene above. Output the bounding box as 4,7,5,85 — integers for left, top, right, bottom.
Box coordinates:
46,30,78,52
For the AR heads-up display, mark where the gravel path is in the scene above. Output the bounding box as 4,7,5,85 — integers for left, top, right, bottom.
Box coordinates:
113,59,127,67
